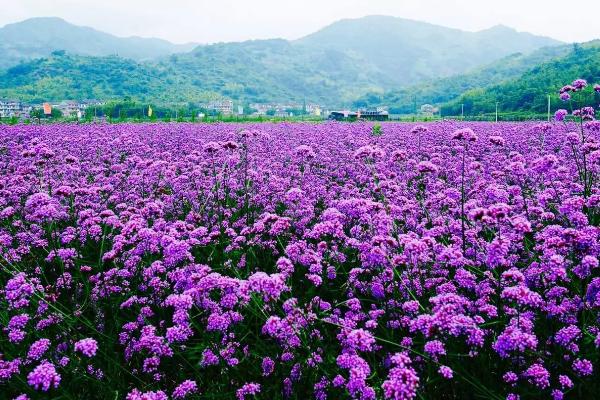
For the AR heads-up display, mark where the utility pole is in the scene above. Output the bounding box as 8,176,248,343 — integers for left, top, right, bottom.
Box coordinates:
547,95,551,122
413,95,417,122
495,101,499,123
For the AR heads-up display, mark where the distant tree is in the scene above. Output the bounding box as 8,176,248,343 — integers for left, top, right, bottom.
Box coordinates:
50,108,63,119
30,108,44,120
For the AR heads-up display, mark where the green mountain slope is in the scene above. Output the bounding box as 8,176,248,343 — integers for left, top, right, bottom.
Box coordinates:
353,44,573,113
441,41,600,115
297,16,561,86
0,16,568,106
1,42,582,108
0,45,381,105
0,17,198,69
158,39,384,104
0,52,216,104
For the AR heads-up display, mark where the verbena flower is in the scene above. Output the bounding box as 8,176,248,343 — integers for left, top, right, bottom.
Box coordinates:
554,109,568,122
126,389,168,400
74,338,98,357
572,79,588,91
1,118,600,398
27,339,51,360
27,362,61,391
172,380,198,399
438,366,453,379
573,359,593,376
236,382,261,400
524,363,550,389
451,128,478,142
560,92,571,101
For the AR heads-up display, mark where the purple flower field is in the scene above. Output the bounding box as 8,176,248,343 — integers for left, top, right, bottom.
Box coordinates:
1,108,600,398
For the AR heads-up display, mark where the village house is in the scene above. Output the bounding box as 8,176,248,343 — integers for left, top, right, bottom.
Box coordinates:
328,107,389,121
249,103,272,116
204,100,234,115
79,99,106,110
305,103,323,116
0,99,21,118
420,104,438,117
249,102,305,116
358,107,389,121
274,110,292,118
0,99,32,119
54,100,80,117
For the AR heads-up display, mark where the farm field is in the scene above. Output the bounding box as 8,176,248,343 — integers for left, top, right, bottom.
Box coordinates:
1,97,600,398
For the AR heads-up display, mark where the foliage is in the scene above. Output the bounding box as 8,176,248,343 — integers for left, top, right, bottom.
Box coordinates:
353,44,573,114
371,122,383,136
0,17,197,69
441,42,600,116
0,53,219,104
0,16,564,107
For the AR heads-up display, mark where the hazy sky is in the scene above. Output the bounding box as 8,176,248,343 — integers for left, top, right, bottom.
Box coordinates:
0,0,598,44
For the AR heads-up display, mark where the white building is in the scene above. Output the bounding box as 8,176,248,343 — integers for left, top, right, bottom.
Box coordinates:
274,110,292,118
54,100,80,117
250,102,303,116
250,103,274,116
0,99,32,119
79,99,105,110
204,100,234,115
0,99,21,118
305,103,323,116
278,103,302,111
420,104,438,117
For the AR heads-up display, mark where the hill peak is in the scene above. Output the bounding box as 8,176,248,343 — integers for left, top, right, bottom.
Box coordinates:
0,17,199,68
482,24,516,32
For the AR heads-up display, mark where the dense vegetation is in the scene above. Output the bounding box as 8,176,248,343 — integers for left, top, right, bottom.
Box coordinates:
352,42,600,117
298,17,560,87
0,52,217,104
353,45,573,114
0,17,197,69
0,16,562,106
441,42,600,115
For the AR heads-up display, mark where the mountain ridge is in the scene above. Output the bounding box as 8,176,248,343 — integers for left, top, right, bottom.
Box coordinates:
440,41,600,115
353,43,574,113
0,17,199,69
0,15,568,107
294,15,562,87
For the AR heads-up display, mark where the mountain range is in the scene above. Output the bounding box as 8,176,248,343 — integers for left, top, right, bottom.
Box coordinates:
296,16,560,87
0,15,585,111
353,44,574,113
440,41,600,115
0,17,198,69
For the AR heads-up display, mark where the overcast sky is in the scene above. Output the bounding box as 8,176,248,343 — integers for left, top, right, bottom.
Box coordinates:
0,0,598,44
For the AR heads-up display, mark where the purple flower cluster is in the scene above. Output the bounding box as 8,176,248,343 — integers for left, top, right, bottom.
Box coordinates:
382,353,419,400
74,338,98,357
172,379,198,399
27,338,51,360
27,362,61,391
1,112,600,398
236,382,261,400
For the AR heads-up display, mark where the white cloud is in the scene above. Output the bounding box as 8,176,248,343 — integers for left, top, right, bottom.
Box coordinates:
0,0,597,44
